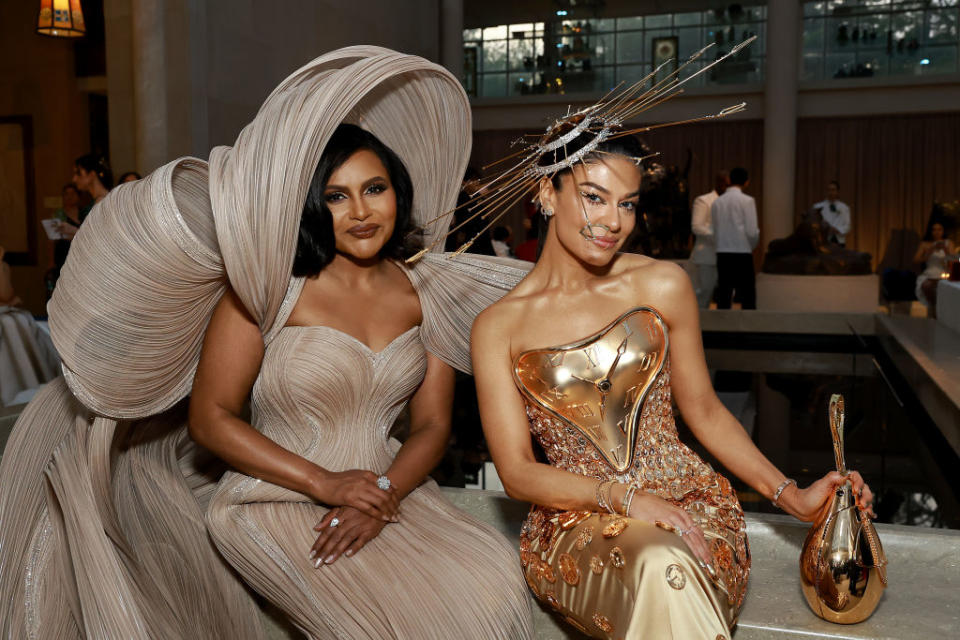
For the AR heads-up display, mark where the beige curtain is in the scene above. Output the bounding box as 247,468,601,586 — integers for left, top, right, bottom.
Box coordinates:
795,112,960,269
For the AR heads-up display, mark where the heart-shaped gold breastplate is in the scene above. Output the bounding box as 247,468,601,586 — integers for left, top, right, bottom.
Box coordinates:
513,307,668,472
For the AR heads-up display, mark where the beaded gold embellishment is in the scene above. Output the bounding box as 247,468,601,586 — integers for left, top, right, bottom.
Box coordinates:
575,526,594,550
516,327,751,615
590,555,605,574
541,562,557,584
558,553,581,585
592,613,614,633
609,546,626,569
602,518,628,538
665,564,686,590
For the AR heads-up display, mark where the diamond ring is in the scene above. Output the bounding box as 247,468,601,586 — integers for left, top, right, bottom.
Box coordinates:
377,475,392,491
329,517,340,528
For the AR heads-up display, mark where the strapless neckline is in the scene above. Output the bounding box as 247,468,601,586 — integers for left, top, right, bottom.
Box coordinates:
279,324,420,357
512,306,666,365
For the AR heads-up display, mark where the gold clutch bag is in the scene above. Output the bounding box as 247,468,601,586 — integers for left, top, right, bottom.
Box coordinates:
800,394,887,623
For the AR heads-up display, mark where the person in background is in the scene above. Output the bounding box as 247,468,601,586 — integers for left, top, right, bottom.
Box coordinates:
913,220,955,317
118,171,142,184
712,167,758,309
690,170,728,308
52,184,82,242
0,247,21,307
72,153,113,216
515,210,540,262
813,180,851,247
491,225,514,258
47,184,86,298
446,166,495,255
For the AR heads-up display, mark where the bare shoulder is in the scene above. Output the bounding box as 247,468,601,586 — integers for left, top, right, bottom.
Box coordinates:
615,256,694,316
616,253,687,285
473,293,525,347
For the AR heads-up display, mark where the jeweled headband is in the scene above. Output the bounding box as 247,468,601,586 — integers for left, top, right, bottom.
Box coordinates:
408,36,755,261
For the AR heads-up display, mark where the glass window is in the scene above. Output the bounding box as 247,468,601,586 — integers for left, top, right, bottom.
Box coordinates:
645,14,671,29
482,25,507,40
482,40,507,72
802,1,959,82
675,13,701,27
616,31,646,64
464,4,767,98
617,16,644,31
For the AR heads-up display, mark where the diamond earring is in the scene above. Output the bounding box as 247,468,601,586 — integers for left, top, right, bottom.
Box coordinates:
542,208,554,218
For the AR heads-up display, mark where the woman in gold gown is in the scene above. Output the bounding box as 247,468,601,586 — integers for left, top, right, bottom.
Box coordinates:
472,130,875,639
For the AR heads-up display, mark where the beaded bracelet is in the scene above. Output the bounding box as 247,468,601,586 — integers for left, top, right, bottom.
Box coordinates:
595,479,618,514
772,478,797,508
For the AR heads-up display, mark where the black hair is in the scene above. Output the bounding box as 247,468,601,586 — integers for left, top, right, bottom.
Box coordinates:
75,153,113,189
292,123,420,277
923,218,946,242
828,180,840,190
463,166,481,183
535,119,658,259
62,183,79,195
730,167,749,186
119,171,142,183
492,225,511,241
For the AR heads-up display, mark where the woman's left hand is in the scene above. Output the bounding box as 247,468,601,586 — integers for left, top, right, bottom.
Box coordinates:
310,506,387,566
784,471,876,522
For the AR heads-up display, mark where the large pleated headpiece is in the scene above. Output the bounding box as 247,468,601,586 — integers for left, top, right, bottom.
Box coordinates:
49,46,472,419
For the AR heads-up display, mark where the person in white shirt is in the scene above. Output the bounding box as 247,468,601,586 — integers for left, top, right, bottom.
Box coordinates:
689,170,729,308
813,181,851,247
491,225,514,258
711,167,759,309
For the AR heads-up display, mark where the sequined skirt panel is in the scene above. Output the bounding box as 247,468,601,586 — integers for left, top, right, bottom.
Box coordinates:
521,511,736,639
520,364,750,637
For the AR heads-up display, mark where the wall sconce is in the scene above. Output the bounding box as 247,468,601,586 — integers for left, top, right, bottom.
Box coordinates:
36,0,86,38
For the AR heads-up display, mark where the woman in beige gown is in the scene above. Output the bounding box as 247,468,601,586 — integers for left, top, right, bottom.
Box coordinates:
472,128,876,639
0,47,532,639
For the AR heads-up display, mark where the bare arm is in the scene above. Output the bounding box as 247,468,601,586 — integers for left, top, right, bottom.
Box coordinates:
384,352,455,498
660,263,872,520
913,241,932,264
188,287,398,520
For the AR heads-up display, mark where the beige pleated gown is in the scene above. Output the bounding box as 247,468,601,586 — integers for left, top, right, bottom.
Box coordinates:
0,47,534,639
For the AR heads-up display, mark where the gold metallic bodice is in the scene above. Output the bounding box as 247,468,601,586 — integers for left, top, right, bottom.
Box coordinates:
513,307,667,472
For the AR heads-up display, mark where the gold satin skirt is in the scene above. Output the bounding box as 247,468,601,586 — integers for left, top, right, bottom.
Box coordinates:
522,512,738,639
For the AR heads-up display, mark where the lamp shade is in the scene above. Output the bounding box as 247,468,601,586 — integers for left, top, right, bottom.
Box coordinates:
37,0,85,38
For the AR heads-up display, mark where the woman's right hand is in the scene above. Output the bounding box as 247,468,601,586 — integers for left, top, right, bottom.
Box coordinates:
628,492,713,567
320,470,399,522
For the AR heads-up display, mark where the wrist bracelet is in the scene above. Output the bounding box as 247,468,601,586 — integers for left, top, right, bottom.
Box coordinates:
772,478,796,508
622,484,638,517
595,480,610,513
601,480,617,515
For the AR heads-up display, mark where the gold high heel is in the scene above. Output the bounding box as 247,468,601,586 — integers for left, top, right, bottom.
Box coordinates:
799,394,887,623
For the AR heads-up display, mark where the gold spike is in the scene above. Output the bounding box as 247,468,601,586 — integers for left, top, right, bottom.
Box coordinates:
449,240,475,257
404,247,430,264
